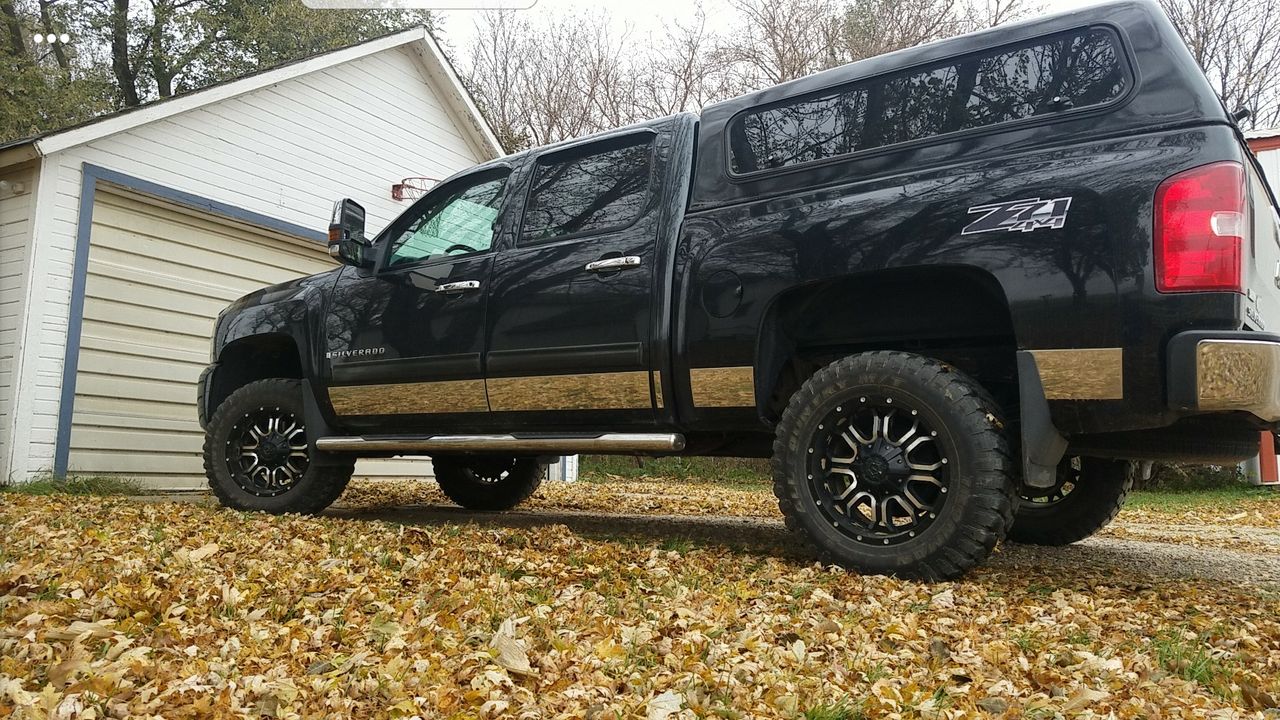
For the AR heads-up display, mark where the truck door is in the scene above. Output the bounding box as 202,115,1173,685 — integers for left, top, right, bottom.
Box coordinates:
322,166,513,428
484,130,664,426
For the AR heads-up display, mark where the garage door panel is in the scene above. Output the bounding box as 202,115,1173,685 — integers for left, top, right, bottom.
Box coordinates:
76,370,194,403
73,408,199,433
82,298,214,339
95,191,325,260
91,259,258,306
85,270,234,321
88,244,300,296
68,450,203,476
71,425,201,454
93,198,334,276
75,395,195,423
80,328,208,364
91,227,316,287
77,347,202,385
81,313,213,353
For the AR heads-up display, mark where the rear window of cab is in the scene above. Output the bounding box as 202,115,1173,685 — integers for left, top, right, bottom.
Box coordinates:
728,26,1130,174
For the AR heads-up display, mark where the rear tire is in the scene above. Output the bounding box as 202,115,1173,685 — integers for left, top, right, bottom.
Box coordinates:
1008,456,1132,546
772,351,1015,580
203,378,354,514
433,456,545,511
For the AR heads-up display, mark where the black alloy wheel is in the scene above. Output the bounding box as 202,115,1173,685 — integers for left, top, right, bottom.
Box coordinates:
808,397,951,546
227,407,309,497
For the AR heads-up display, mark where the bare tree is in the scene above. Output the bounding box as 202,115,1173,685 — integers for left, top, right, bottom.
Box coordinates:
958,0,1039,30
631,9,747,118
463,6,744,150
716,0,844,85
460,0,1038,151
1161,0,1280,128
838,0,1036,63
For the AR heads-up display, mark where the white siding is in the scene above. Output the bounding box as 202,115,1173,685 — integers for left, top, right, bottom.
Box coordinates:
0,164,36,481
1257,147,1280,192
13,44,485,481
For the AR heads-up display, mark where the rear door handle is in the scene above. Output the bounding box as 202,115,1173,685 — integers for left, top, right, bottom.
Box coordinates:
585,256,642,272
436,280,481,294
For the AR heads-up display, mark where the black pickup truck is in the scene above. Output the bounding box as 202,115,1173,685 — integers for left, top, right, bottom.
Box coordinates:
199,0,1280,578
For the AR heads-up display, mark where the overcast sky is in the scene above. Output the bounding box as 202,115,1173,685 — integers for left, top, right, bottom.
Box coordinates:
437,0,1111,57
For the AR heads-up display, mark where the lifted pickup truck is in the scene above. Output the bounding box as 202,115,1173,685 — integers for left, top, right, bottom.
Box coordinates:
200,0,1280,578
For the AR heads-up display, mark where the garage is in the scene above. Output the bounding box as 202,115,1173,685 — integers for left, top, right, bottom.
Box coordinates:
0,28,503,487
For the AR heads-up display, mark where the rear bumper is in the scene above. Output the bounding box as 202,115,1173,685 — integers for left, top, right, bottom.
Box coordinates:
1168,331,1280,423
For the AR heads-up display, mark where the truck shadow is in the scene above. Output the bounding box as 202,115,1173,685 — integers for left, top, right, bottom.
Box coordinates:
326,503,810,559
324,502,1280,588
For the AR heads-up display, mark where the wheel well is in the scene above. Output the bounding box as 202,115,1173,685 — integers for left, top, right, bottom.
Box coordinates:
756,267,1018,423
208,335,303,419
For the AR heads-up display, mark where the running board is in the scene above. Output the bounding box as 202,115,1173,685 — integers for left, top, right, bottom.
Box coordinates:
314,432,686,454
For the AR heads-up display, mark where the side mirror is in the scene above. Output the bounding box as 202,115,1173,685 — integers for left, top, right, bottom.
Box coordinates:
327,199,371,268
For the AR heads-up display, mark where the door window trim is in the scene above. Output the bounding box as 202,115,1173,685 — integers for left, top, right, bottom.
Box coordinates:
515,130,659,248
375,165,513,273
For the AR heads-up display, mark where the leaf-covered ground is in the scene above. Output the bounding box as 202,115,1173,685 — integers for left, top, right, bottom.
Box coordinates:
2,480,1280,718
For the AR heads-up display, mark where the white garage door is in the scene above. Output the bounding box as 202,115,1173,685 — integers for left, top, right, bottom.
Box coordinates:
68,187,431,488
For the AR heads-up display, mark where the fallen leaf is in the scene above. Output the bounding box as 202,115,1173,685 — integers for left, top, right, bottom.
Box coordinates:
188,543,219,561
647,690,683,720
490,617,535,676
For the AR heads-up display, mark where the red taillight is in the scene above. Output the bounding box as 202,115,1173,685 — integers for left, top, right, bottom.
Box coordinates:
1154,161,1247,293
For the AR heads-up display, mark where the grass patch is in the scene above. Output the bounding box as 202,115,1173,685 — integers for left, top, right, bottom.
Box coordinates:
1,473,143,497
804,700,865,720
1152,629,1234,698
1127,484,1277,512
579,455,770,490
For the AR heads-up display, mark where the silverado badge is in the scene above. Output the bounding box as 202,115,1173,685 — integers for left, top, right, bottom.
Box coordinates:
962,197,1072,235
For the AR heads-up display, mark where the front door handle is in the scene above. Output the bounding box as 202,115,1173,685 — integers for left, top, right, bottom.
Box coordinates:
585,256,642,273
436,280,481,294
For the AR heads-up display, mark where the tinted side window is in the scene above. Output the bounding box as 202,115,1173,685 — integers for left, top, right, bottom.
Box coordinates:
520,135,654,244
730,27,1127,173
386,173,507,268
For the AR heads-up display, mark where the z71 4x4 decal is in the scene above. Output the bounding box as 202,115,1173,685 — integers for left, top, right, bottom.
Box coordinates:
962,197,1073,235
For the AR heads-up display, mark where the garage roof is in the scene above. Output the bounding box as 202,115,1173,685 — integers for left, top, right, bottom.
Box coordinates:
0,26,503,167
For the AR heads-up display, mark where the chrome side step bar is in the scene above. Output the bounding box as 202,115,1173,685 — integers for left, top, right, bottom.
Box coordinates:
315,432,686,454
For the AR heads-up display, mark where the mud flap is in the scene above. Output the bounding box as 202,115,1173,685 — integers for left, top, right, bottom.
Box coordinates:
1018,351,1068,488
302,378,348,467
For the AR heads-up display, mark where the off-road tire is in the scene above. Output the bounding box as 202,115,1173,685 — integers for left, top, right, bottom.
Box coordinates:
1008,457,1133,546
433,456,545,511
772,351,1016,580
203,378,354,514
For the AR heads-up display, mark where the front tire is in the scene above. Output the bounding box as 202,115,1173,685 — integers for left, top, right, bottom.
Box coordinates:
203,379,354,514
772,351,1015,580
1008,457,1132,546
433,456,545,511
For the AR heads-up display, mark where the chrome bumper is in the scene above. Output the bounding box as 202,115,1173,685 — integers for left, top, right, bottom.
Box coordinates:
1194,339,1280,422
